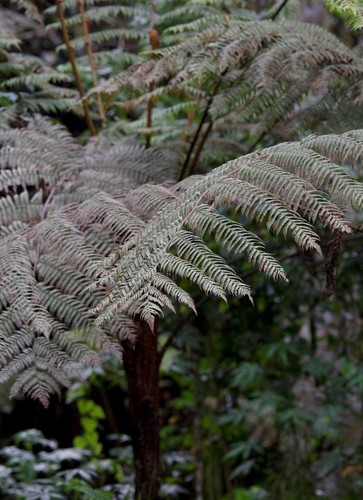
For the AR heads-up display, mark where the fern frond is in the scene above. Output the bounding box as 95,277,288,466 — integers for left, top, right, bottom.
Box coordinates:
159,253,227,300
152,273,196,313
172,230,252,299
30,214,104,277
2,71,71,89
0,331,32,363
185,205,287,281
95,18,363,151
0,46,79,121
54,329,102,364
0,229,122,403
325,0,363,30
204,178,323,251
0,116,361,400
21,95,80,115
301,129,363,168
57,28,147,54
9,368,62,406
232,157,354,230
0,118,184,401
6,0,43,24
37,257,97,305
72,193,144,243
90,131,363,326
33,337,86,377
268,144,363,210
10,368,61,407
123,185,177,220
0,235,52,337
0,350,35,385
46,4,142,30
0,17,21,50
62,328,122,359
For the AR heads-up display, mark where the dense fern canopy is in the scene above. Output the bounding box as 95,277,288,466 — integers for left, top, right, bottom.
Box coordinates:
0,117,178,404
95,17,363,146
0,0,362,407
0,117,362,403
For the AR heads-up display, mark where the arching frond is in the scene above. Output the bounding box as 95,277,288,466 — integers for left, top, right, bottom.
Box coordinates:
0,118,179,402
93,17,363,154
89,131,363,328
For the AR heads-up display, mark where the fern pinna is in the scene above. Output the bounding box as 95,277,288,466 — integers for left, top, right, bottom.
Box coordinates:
0,118,361,404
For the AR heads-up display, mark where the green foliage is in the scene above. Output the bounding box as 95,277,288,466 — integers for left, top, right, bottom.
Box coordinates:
157,243,363,497
324,0,363,30
0,5,80,124
73,399,106,455
95,15,363,146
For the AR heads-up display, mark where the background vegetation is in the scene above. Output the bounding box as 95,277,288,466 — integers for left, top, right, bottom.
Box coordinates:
0,0,362,499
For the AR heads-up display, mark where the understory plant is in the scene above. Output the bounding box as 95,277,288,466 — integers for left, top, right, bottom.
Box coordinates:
0,428,133,499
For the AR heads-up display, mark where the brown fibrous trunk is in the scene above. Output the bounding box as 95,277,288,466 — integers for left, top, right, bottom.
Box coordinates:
122,321,161,500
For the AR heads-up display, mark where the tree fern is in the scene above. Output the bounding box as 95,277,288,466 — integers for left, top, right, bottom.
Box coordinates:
0,119,361,403
1,3,362,498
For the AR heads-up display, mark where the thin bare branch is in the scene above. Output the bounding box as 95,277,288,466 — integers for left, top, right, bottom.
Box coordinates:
55,0,96,136
77,0,105,123
146,0,159,148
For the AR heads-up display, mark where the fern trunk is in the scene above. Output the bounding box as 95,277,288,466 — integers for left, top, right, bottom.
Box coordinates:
123,321,161,500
